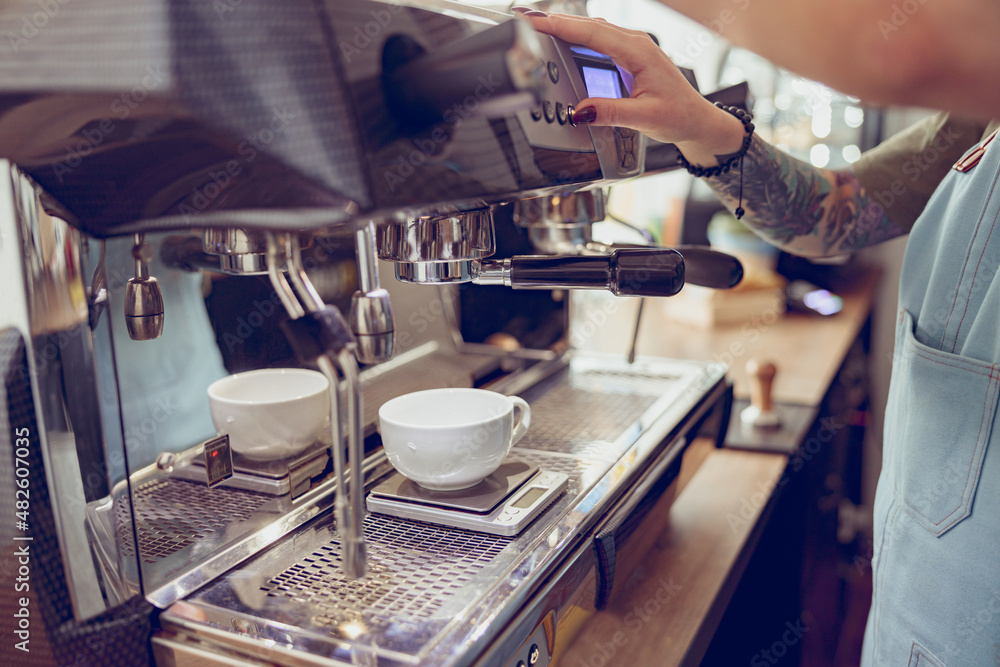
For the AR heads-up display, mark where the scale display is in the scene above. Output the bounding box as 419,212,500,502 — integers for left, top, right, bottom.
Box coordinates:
367,464,569,537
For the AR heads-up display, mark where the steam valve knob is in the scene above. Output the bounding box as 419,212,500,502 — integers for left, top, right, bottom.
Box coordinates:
125,236,164,341
741,358,781,428
350,289,395,365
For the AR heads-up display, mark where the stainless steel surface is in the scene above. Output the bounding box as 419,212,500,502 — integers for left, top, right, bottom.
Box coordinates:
261,513,512,628
0,162,126,623
160,356,727,667
396,259,477,284
217,253,268,275
379,209,495,285
513,191,605,255
136,453,395,609
472,258,512,286
203,228,269,256
202,229,271,275
119,478,271,564
8,163,89,336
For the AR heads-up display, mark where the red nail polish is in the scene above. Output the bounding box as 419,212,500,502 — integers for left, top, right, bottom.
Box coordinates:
525,10,548,17
573,106,597,125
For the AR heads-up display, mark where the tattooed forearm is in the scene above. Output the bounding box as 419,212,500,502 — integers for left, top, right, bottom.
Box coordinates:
703,135,905,257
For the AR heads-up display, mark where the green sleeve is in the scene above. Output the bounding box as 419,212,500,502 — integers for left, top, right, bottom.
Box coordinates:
852,112,992,232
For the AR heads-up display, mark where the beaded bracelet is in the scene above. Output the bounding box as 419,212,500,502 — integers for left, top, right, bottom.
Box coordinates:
676,102,755,219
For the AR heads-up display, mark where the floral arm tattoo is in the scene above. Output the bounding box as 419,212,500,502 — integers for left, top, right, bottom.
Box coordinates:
704,135,906,257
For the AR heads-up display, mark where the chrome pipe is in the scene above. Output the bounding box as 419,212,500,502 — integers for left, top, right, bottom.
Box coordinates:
265,233,303,319
284,234,323,312
267,232,367,579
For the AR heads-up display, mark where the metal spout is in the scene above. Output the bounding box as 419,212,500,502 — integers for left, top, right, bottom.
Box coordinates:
350,221,394,364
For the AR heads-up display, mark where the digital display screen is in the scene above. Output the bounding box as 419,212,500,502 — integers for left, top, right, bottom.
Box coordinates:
513,486,546,509
581,66,622,99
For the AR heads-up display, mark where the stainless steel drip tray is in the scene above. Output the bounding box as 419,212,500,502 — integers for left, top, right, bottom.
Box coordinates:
164,355,727,667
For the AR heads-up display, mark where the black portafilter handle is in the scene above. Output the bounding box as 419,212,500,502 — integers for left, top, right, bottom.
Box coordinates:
578,243,744,290
672,245,744,289
497,248,686,297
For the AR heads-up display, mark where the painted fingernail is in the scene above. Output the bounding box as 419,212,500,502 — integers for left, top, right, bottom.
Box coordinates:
525,10,548,17
572,106,597,125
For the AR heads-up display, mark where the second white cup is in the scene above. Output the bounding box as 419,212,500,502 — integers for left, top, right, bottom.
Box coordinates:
378,388,531,491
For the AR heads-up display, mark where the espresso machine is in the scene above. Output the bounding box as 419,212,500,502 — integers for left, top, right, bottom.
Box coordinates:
0,2,743,665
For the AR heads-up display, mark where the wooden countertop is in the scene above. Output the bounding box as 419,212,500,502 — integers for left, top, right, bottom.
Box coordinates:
558,270,880,666
557,439,788,667
576,269,880,406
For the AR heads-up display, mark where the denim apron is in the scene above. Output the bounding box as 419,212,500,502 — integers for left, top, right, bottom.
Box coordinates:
862,131,1000,665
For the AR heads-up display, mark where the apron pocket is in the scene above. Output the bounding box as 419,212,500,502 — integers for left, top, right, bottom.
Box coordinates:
891,310,999,536
907,641,946,667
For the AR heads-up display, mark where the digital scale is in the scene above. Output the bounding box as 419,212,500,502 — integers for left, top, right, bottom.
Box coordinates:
173,441,331,498
367,461,569,536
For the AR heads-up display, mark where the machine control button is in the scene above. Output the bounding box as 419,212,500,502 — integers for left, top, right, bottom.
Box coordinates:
566,105,577,126
556,102,567,125
529,644,541,664
517,661,527,667
543,100,556,123
615,127,639,170
547,61,559,83
530,104,543,121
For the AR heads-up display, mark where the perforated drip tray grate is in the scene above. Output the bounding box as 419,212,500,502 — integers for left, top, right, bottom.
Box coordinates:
179,357,724,666
515,370,679,458
117,478,270,563
261,513,510,631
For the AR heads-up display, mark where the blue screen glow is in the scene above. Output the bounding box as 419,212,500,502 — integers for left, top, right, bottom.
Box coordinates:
582,66,622,99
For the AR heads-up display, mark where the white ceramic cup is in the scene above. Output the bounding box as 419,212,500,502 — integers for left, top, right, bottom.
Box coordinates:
207,368,330,460
378,388,532,491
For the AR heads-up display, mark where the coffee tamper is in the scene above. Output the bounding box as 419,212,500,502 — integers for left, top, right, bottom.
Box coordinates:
741,358,782,428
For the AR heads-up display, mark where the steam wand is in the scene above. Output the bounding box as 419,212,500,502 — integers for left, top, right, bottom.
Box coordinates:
266,233,367,579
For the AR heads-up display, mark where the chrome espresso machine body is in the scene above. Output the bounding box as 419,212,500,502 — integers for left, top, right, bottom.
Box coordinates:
0,2,739,665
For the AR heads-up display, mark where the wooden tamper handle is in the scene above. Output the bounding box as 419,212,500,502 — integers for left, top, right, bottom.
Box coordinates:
741,358,781,428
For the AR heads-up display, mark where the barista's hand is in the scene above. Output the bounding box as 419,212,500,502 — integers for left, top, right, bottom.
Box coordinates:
516,10,744,166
